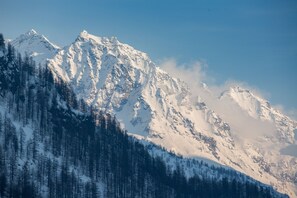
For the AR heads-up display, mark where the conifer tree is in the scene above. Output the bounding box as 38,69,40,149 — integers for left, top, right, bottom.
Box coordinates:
0,33,5,52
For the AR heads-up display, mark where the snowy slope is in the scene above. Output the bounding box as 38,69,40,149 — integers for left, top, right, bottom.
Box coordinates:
12,30,297,197
11,29,60,65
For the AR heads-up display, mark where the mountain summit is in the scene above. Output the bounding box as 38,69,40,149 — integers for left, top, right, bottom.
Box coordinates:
11,29,60,65
11,30,297,197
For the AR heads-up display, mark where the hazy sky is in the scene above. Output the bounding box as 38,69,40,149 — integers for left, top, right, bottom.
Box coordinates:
1,0,296,117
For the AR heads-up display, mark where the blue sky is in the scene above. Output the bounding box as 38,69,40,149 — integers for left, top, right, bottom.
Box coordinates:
1,0,296,116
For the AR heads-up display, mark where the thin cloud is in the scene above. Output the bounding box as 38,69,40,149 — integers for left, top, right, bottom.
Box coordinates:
159,58,279,140
158,58,211,86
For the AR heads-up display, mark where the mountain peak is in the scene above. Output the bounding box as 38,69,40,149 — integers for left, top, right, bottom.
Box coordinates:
76,30,101,43
25,29,38,36
76,30,119,45
79,30,89,38
227,85,269,105
230,86,250,93
11,29,60,65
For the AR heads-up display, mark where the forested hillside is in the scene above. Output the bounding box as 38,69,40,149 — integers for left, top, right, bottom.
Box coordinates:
0,33,286,198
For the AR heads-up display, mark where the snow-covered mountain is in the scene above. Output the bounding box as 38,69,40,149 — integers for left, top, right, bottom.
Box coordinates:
11,29,60,65
11,30,297,197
